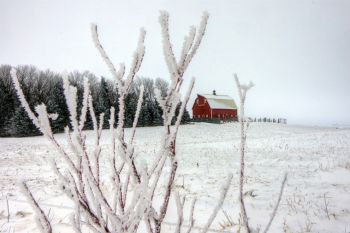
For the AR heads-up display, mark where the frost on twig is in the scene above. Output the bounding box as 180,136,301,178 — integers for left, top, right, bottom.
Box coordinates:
201,173,233,233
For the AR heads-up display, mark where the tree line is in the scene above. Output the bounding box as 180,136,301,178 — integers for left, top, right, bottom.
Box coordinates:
0,65,191,137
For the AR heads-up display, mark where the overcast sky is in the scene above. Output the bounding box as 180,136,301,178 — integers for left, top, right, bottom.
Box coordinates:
1,0,350,126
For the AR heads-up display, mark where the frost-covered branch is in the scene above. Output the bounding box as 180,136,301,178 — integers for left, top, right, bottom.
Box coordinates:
173,77,195,137
185,198,196,233
20,181,52,233
148,11,211,233
262,173,288,233
174,192,185,233
10,68,40,129
91,24,125,86
79,78,90,131
130,85,144,145
234,74,254,233
234,74,287,233
201,173,233,233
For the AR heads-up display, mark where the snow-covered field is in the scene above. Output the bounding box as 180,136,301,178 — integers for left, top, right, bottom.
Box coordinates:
1,122,350,232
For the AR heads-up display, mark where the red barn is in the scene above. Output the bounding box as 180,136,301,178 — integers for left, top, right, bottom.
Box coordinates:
192,91,237,120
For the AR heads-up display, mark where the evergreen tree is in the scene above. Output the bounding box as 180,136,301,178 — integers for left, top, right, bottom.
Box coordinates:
181,109,191,124
138,102,152,126
124,91,138,127
6,107,40,137
48,74,69,133
0,65,16,136
95,77,111,128
1,66,192,137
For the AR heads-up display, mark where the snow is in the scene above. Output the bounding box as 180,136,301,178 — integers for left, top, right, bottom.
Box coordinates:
199,94,233,100
206,99,236,110
1,122,350,232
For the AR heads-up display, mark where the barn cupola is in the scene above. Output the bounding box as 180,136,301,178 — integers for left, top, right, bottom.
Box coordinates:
213,90,216,95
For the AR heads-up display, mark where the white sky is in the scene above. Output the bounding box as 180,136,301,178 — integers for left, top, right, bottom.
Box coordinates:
1,0,350,126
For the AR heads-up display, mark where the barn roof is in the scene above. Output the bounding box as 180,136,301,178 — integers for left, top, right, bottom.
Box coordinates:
199,94,237,110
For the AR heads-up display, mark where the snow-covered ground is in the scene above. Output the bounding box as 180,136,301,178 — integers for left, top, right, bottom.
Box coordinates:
1,122,350,232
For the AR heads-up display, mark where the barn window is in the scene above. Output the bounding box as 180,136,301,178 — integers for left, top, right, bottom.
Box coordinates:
206,114,208,118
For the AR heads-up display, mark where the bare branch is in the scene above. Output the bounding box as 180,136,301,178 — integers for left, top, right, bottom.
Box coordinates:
262,173,288,233
130,85,145,144
173,77,195,137
91,24,124,85
181,12,209,76
186,198,197,233
10,68,40,128
159,11,179,81
201,173,233,233
124,29,146,92
178,26,196,69
174,192,185,233
79,78,90,131
20,182,52,233
235,74,254,233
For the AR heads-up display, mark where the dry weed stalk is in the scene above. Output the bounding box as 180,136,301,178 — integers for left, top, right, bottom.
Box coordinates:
234,74,287,233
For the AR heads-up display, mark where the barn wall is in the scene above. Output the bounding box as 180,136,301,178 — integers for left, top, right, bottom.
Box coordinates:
192,96,211,119
212,109,237,120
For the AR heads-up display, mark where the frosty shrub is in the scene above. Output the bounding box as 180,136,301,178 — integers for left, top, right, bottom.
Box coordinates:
234,74,287,233
11,11,233,233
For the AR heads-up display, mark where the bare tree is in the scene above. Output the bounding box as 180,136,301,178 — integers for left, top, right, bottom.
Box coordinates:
155,77,168,98
11,11,233,233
